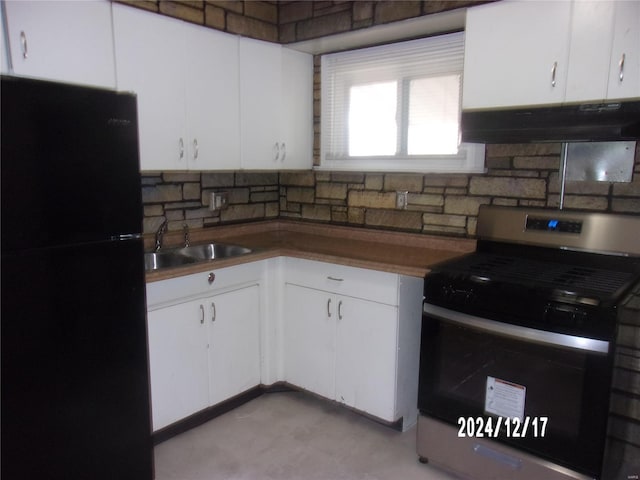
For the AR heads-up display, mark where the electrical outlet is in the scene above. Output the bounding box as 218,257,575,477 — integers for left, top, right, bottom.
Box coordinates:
209,191,229,211
396,191,408,209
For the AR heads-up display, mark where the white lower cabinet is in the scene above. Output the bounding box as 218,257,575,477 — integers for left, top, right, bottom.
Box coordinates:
146,256,423,433
283,258,423,431
334,297,398,422
208,286,260,406
284,284,336,399
146,264,263,431
147,299,210,431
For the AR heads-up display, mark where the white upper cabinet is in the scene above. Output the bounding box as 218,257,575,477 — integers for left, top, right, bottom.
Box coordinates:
240,39,313,170
463,1,571,110
564,1,616,103
112,4,240,171
185,25,241,171
3,0,115,88
463,0,640,110
113,5,187,171
240,38,282,170
1,6,9,74
607,1,640,101
281,48,314,170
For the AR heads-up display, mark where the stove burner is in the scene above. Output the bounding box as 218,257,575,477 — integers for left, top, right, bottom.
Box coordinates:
441,253,636,303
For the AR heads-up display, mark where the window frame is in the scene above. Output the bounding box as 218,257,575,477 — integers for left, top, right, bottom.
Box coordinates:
319,32,485,174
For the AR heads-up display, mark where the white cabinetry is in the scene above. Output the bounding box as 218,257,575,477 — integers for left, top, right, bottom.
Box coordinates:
146,263,263,431
334,295,398,421
208,285,260,406
284,284,337,399
113,4,240,171
463,0,640,110
147,299,210,430
607,1,640,101
283,258,422,430
240,39,313,170
3,0,115,88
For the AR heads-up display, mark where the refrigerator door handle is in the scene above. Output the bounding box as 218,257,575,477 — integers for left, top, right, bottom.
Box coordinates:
111,234,143,241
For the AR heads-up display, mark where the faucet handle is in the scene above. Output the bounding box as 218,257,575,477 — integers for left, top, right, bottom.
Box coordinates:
154,219,168,252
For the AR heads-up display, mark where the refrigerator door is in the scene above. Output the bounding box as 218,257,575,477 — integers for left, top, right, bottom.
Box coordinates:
1,238,153,480
1,75,143,252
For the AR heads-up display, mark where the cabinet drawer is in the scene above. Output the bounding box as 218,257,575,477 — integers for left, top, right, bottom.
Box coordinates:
285,257,399,306
146,260,264,309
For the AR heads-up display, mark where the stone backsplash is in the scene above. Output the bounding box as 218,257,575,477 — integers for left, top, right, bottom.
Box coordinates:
141,142,640,236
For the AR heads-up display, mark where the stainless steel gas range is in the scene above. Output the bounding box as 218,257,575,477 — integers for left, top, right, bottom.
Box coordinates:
417,205,640,480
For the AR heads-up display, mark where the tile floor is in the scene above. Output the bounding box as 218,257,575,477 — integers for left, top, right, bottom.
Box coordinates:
154,391,459,480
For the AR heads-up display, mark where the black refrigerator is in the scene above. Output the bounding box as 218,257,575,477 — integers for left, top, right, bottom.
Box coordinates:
1,76,153,479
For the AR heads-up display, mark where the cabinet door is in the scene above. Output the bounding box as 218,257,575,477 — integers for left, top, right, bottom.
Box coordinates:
284,284,335,399
240,37,282,169
335,297,398,421
280,48,314,170
1,6,9,74
565,1,616,104
113,4,187,171
208,285,261,406
607,1,640,101
4,0,115,88
463,1,571,109
184,25,241,170
147,300,209,431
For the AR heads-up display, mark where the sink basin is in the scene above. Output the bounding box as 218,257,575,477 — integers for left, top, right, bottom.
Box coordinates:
144,251,197,272
144,243,252,272
177,243,253,261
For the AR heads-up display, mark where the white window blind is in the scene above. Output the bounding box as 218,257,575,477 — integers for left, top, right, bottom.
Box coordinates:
321,32,485,173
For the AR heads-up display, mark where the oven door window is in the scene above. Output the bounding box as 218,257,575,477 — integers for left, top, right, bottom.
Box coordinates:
418,312,613,477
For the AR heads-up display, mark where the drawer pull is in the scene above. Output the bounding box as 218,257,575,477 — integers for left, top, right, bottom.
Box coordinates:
208,272,215,284
327,276,344,282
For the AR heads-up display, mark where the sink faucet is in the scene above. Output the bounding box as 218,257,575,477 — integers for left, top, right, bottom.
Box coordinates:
183,223,190,247
154,219,168,252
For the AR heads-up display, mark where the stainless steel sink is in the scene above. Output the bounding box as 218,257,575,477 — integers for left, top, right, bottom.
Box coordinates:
177,243,252,261
144,251,197,272
144,243,252,272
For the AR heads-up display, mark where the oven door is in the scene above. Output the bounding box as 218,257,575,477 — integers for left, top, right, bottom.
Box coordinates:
418,303,613,478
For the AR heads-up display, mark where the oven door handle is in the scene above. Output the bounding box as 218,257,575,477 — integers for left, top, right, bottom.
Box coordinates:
423,303,609,354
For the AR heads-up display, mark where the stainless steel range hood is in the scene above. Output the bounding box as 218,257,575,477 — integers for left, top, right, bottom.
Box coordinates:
461,100,640,144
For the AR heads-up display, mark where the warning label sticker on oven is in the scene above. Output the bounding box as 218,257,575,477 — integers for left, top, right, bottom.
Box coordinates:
485,376,526,421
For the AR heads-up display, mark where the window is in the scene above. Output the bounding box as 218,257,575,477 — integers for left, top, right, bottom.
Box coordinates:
321,32,485,173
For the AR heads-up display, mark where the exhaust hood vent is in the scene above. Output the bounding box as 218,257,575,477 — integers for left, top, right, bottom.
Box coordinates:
461,101,640,144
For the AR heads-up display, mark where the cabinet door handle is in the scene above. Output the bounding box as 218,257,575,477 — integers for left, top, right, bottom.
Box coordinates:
327,298,332,317
281,142,286,162
199,304,205,324
273,142,280,162
211,302,216,322
338,300,343,320
193,138,199,160
550,61,557,87
20,31,28,59
179,138,184,160
619,53,626,82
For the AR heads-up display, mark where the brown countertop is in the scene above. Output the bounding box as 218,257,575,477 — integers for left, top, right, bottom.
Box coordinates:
145,220,476,282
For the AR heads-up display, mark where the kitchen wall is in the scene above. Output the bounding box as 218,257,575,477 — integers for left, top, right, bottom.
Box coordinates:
135,1,640,236
141,143,640,235
114,1,488,43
